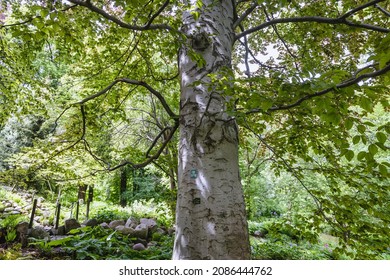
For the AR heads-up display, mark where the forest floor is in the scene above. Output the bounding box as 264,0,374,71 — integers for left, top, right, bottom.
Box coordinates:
1,185,386,260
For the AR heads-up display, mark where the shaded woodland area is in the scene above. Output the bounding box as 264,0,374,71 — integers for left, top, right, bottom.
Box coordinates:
0,0,389,259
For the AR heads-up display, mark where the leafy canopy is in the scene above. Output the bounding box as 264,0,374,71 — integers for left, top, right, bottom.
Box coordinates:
0,0,389,258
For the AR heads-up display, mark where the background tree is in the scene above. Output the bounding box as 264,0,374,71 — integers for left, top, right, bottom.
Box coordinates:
1,0,389,259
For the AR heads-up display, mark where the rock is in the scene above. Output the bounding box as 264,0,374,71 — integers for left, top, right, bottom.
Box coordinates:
156,228,166,235
116,225,135,236
42,210,51,218
147,241,158,248
64,218,81,233
253,230,266,238
16,221,29,248
24,205,33,211
132,243,146,251
29,226,50,239
108,220,125,229
167,227,175,236
140,218,157,232
15,221,29,235
134,224,148,239
83,218,98,227
134,238,148,247
4,207,14,212
100,222,110,229
4,202,12,208
55,225,66,235
125,217,138,229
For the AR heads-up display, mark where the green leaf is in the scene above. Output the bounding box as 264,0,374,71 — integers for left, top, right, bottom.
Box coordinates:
344,118,353,130
368,144,378,156
378,164,388,176
344,150,354,161
376,132,387,144
357,125,366,134
260,99,273,111
352,135,360,145
357,151,366,161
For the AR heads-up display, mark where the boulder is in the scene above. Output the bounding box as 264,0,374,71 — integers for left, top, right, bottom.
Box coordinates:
140,218,157,232
100,222,110,229
115,225,135,236
134,224,148,239
15,221,29,235
29,226,50,239
132,243,146,251
64,218,81,233
16,221,29,248
55,225,66,235
108,220,125,229
83,218,98,227
125,217,138,229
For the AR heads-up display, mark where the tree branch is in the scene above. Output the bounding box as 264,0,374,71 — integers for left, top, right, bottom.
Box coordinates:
233,1,258,29
105,120,179,171
0,4,77,29
242,120,344,233
144,0,170,29
263,8,299,70
247,63,390,114
74,78,178,120
68,0,173,32
375,4,390,16
236,0,389,40
340,0,384,19
145,126,173,158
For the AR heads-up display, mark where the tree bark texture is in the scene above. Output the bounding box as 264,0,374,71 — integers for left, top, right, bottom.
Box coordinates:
173,0,250,260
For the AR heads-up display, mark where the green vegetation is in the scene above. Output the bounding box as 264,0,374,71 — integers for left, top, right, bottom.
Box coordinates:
1,0,389,260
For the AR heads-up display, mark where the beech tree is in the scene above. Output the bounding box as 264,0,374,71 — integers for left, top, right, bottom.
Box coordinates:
1,0,389,259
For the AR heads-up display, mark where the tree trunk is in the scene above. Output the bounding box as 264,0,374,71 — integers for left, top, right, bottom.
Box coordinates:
120,167,127,207
173,0,250,260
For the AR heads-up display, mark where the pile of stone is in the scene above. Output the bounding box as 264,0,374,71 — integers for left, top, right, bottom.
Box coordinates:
14,217,173,251
1,196,50,224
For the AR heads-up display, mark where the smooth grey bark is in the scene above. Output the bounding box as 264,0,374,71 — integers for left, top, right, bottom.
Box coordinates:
173,0,250,260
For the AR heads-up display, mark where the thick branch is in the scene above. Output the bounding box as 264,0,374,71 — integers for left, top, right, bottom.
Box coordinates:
236,0,389,39
68,0,173,31
246,63,390,114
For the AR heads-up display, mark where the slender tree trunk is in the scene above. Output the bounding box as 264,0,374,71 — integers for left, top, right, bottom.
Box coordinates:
120,167,127,207
173,0,250,260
